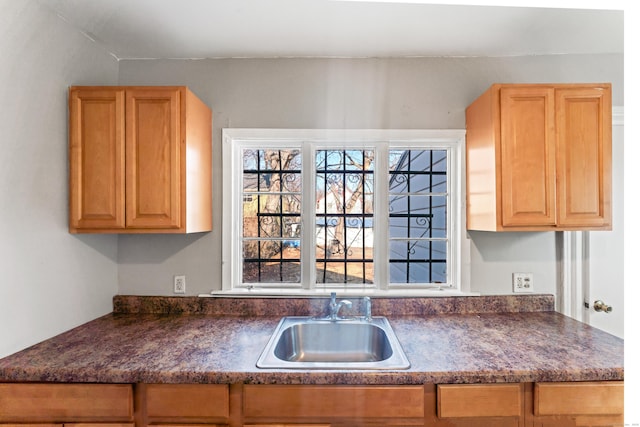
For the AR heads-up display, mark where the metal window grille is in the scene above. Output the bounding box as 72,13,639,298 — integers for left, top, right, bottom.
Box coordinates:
389,150,448,284
242,149,302,283
315,150,375,284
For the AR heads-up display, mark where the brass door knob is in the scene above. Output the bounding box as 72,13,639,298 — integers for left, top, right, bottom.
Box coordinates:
593,300,612,313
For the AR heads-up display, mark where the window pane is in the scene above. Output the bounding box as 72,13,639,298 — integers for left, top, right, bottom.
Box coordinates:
242,240,301,283
389,240,447,261
389,240,447,284
316,261,374,284
315,149,374,284
242,148,302,284
389,149,448,285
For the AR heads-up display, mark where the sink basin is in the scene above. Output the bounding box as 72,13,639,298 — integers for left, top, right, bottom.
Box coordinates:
256,316,410,370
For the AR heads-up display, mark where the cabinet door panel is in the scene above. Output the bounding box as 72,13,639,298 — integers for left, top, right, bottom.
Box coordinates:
243,385,424,419
532,415,624,427
66,424,134,427
145,384,229,420
126,88,182,229
0,424,60,427
534,382,623,416
555,87,612,228
69,88,125,231
438,384,522,418
0,384,133,422
499,87,556,227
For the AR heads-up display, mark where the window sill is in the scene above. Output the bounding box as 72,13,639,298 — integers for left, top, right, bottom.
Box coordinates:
201,288,480,298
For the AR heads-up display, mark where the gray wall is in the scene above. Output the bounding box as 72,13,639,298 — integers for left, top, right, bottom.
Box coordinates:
116,55,623,296
0,1,624,357
0,1,120,358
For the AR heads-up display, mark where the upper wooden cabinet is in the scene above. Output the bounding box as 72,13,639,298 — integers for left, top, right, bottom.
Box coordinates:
466,83,612,231
69,86,212,233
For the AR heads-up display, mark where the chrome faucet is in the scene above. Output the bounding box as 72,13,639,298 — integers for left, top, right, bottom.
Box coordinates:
328,292,352,321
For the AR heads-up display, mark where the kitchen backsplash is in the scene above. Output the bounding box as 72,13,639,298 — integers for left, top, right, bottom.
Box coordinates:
113,294,555,316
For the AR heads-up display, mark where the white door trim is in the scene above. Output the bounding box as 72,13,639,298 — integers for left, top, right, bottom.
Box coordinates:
559,231,588,322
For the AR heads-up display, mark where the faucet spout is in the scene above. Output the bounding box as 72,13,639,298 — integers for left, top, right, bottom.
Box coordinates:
328,292,352,321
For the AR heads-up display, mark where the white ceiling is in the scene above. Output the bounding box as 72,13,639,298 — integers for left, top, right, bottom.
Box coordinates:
39,0,624,60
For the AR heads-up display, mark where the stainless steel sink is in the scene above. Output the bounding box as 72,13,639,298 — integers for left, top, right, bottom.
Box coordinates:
256,316,410,370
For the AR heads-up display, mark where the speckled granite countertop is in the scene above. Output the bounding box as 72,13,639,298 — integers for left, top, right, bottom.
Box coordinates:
0,295,623,385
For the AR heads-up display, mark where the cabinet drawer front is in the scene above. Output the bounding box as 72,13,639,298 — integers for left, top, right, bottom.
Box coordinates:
437,384,522,418
243,385,424,419
245,425,331,427
68,424,134,427
534,381,623,416
0,384,133,422
145,384,229,419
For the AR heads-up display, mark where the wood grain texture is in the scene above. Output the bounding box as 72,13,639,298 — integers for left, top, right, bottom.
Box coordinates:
465,83,612,231
243,385,424,420
184,87,213,233
499,86,556,227
68,86,212,234
555,86,612,228
465,84,500,231
0,383,133,422
437,383,523,418
69,88,126,231
534,381,623,416
125,88,181,229
144,383,229,419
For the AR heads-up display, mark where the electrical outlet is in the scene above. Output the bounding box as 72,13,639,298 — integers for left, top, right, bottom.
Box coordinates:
174,275,186,294
512,272,533,293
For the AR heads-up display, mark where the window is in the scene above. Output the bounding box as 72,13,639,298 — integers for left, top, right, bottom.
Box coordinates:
222,129,467,294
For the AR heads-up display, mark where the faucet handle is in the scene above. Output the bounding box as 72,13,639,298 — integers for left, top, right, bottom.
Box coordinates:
363,296,372,321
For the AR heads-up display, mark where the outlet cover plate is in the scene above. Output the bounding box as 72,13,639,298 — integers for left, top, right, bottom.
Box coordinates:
174,275,186,294
512,272,533,293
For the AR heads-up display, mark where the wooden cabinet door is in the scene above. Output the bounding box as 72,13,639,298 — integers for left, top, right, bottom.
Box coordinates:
466,83,612,231
555,86,612,228
0,383,133,422
243,385,424,423
499,87,556,227
69,88,126,231
125,88,182,229
528,381,623,427
432,384,524,427
144,384,229,421
531,416,624,427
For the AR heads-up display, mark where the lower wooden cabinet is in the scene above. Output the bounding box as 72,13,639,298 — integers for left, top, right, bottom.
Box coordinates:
244,425,331,427
0,381,623,427
529,381,624,427
0,383,133,423
429,382,623,427
0,425,134,427
243,385,424,426
136,384,229,426
438,384,523,418
427,383,524,427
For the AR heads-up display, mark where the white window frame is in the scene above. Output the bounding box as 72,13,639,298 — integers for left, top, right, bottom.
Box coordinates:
220,129,471,296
